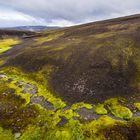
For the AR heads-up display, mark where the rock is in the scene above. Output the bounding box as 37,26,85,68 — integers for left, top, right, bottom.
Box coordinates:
14,133,21,139
108,114,124,120
133,111,140,118
22,84,38,94
73,116,79,121
61,105,71,111
41,100,56,111
30,96,56,111
77,108,100,122
126,103,135,111
28,89,38,94
7,78,14,83
57,116,68,127
0,74,7,78
16,81,26,86
30,96,44,104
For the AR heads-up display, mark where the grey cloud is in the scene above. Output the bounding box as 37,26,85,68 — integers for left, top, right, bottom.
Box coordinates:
0,0,140,27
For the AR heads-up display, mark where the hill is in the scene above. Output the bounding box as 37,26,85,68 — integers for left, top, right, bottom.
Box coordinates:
0,29,36,38
2,14,140,104
0,14,140,139
8,25,60,31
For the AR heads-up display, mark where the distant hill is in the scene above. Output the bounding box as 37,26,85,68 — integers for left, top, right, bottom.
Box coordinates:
0,29,36,38
10,26,60,31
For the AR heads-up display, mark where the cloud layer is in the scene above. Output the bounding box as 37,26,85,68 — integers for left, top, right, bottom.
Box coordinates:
0,0,140,27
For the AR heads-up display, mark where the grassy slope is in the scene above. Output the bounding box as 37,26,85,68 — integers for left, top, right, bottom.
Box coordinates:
0,15,140,139
3,14,140,104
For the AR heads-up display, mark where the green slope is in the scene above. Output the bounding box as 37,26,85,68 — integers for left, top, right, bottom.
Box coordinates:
0,14,140,140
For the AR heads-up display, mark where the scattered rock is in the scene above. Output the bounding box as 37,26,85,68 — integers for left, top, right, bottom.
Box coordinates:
73,116,80,121
7,78,15,83
16,81,38,94
61,105,71,111
30,96,56,111
16,81,26,86
30,96,44,104
57,116,68,127
14,133,21,139
133,111,140,118
125,103,136,111
77,108,100,122
41,100,56,111
0,74,7,78
22,84,38,94
108,114,124,120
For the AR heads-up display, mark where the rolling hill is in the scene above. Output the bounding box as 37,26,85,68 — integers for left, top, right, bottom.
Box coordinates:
2,14,140,104
0,14,140,139
7,26,60,31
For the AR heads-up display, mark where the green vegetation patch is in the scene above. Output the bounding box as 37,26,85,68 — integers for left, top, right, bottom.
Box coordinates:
71,102,93,110
0,66,66,109
105,98,133,120
84,115,125,140
35,31,64,45
134,102,140,110
101,117,140,140
0,39,20,53
93,104,108,115
0,127,14,140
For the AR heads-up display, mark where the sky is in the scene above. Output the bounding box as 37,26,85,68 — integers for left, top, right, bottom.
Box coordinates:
0,0,140,27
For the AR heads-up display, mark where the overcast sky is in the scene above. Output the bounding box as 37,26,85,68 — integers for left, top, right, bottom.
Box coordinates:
0,0,140,27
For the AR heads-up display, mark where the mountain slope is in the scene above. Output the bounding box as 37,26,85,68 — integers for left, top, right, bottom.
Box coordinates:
2,14,140,104
0,14,140,140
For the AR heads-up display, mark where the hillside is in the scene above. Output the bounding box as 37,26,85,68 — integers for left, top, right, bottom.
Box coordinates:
6,26,60,31
2,14,140,104
0,29,36,38
0,14,140,139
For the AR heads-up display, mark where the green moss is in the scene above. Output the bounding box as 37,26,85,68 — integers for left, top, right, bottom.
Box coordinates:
17,93,31,106
83,115,124,140
0,80,13,93
34,104,84,140
35,31,64,45
59,109,79,120
0,127,14,140
37,84,66,109
71,102,93,110
93,104,108,115
44,118,84,140
0,60,5,66
134,102,140,110
0,66,66,109
64,119,84,140
19,125,41,140
0,38,20,53
109,105,132,120
0,66,136,140
55,130,72,140
105,98,133,120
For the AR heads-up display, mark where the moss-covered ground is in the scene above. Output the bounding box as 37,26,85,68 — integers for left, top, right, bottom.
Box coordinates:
0,65,140,140
0,38,20,53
